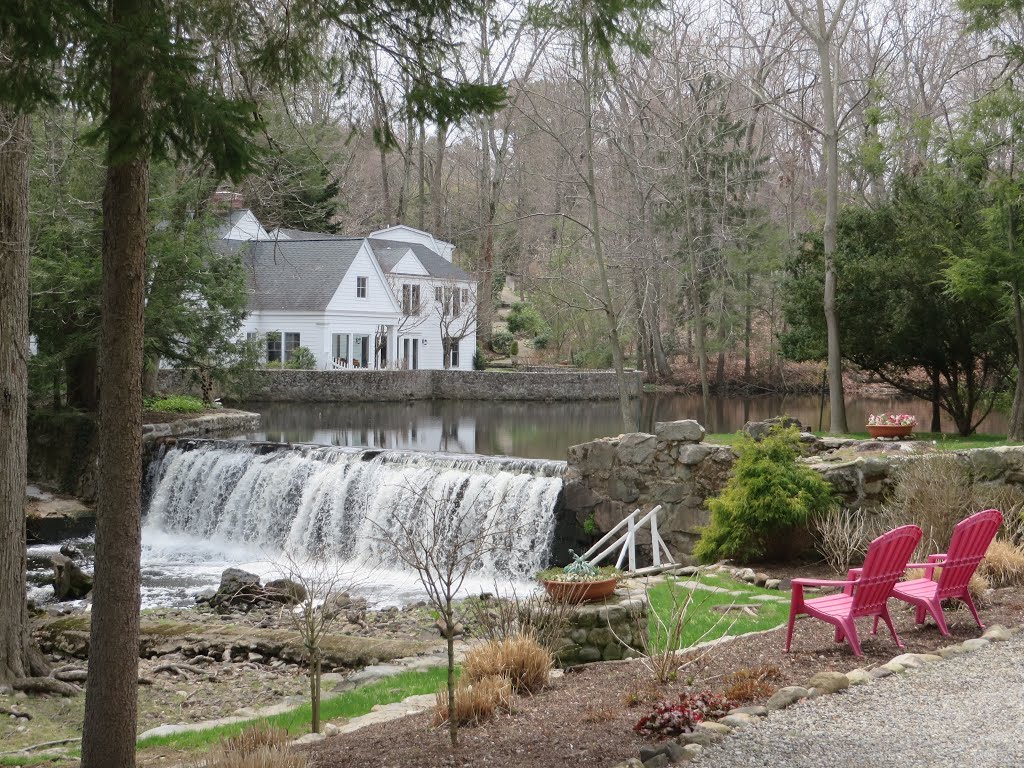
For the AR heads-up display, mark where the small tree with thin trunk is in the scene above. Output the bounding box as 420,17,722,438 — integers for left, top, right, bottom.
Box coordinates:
269,553,375,734
373,482,527,748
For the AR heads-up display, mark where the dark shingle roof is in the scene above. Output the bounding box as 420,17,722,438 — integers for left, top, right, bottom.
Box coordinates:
234,238,365,312
368,238,471,280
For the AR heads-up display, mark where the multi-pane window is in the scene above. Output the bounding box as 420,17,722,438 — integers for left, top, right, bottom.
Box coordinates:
452,287,461,318
356,276,367,298
402,284,421,315
445,337,460,368
284,332,301,362
436,286,460,317
266,332,282,363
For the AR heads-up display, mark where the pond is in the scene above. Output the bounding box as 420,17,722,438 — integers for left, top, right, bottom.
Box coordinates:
234,392,1010,460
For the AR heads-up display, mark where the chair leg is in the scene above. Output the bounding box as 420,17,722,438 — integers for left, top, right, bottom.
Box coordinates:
915,605,926,626
842,618,863,657
834,624,845,644
785,604,799,652
962,590,984,630
878,608,904,649
871,615,880,635
929,599,950,636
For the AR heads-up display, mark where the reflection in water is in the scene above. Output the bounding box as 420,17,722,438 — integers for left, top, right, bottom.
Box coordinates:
237,393,1009,461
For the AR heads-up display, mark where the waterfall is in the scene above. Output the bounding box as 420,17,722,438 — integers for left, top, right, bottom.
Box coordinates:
144,439,565,580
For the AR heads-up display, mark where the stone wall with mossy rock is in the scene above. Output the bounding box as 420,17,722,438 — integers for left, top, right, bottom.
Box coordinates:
541,590,649,666
562,418,1024,559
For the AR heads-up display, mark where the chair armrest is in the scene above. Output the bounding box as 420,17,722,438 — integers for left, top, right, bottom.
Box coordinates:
791,578,856,588
905,562,941,570
927,554,947,562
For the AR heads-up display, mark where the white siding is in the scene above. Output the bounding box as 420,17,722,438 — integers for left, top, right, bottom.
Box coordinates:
222,210,270,241
392,250,428,275
325,242,401,316
239,312,326,366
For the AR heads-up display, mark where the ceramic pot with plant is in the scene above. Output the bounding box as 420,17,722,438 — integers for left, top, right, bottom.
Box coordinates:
866,413,917,439
538,551,620,603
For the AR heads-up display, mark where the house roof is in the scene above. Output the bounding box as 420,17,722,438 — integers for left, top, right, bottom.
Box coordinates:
368,239,470,280
230,237,366,312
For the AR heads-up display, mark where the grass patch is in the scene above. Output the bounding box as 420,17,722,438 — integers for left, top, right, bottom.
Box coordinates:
136,666,452,753
647,573,789,651
0,757,72,767
143,394,208,414
704,431,1021,451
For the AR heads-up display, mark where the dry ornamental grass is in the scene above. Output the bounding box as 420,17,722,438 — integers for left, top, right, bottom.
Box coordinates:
196,726,305,768
463,633,552,694
978,539,1024,587
433,675,513,727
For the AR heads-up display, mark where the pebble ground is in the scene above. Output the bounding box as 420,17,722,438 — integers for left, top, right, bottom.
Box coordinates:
699,632,1024,768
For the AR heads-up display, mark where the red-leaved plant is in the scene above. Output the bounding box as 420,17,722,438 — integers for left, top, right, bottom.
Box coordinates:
633,691,736,739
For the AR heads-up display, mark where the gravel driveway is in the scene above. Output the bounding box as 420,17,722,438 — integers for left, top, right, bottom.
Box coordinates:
699,632,1024,768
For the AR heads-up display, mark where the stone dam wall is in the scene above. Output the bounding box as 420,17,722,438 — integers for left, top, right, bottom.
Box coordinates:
158,368,644,403
560,420,1024,559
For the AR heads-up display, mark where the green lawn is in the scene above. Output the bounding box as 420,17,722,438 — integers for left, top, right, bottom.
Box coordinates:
647,573,790,650
705,431,1021,451
136,666,451,753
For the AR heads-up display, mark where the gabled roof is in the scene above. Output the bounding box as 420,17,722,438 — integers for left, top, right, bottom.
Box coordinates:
218,209,270,241
227,237,366,312
368,239,471,281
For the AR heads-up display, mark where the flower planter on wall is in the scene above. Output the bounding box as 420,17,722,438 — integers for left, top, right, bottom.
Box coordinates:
541,578,618,604
866,424,914,439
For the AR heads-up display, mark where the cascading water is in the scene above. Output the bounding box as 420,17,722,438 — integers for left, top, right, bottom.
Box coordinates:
143,439,565,596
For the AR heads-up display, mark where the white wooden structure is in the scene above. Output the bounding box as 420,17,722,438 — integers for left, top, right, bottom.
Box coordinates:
582,505,676,576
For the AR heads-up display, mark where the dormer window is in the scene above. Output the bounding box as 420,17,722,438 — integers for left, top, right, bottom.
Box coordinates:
356,276,367,298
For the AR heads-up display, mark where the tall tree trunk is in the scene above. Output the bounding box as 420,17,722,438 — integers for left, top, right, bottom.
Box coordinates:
816,30,848,433
81,0,150,762
580,33,632,433
0,110,31,685
417,121,426,231
744,270,752,383
930,366,942,434
431,122,447,235
445,601,458,747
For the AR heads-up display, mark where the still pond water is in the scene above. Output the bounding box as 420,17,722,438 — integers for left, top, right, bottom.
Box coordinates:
237,393,1010,461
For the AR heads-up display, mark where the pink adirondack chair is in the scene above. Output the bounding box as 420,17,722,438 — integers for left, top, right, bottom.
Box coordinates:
882,508,1003,636
785,524,922,657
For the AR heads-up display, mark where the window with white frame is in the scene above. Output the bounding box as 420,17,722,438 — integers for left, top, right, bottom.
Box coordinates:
284,332,301,362
356,276,367,298
402,284,421,315
445,337,459,368
266,332,282,363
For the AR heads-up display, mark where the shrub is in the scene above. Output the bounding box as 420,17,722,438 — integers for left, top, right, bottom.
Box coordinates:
197,726,303,768
144,394,207,414
694,427,836,563
490,330,514,355
722,665,781,704
432,675,512,727
633,691,735,739
473,347,487,370
882,454,975,557
464,633,552,694
507,302,548,337
811,507,872,574
286,346,318,370
532,332,550,350
978,539,1024,587
469,593,578,656
509,340,519,357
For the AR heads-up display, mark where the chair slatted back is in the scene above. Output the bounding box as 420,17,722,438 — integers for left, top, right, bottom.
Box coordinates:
936,509,1003,599
851,524,922,617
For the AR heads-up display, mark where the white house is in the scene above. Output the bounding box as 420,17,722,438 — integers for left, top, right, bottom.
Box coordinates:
219,213,477,371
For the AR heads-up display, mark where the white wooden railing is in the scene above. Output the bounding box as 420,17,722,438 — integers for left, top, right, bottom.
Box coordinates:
582,505,676,575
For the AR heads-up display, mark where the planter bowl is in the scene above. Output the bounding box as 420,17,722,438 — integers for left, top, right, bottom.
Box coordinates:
866,424,914,439
541,577,618,604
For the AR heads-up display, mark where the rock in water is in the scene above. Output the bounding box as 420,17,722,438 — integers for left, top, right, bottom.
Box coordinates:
51,553,92,600
265,578,308,605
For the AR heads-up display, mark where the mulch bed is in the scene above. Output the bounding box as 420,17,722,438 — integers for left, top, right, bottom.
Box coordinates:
310,588,1024,768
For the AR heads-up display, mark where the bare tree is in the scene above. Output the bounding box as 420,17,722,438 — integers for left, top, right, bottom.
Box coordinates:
270,554,375,734
373,482,527,748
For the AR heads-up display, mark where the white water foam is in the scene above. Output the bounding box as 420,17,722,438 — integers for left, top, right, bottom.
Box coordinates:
139,440,565,607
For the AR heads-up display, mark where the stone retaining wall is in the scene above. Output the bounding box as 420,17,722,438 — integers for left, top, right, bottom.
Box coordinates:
158,368,643,403
546,590,649,666
562,420,1024,559
142,409,261,441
